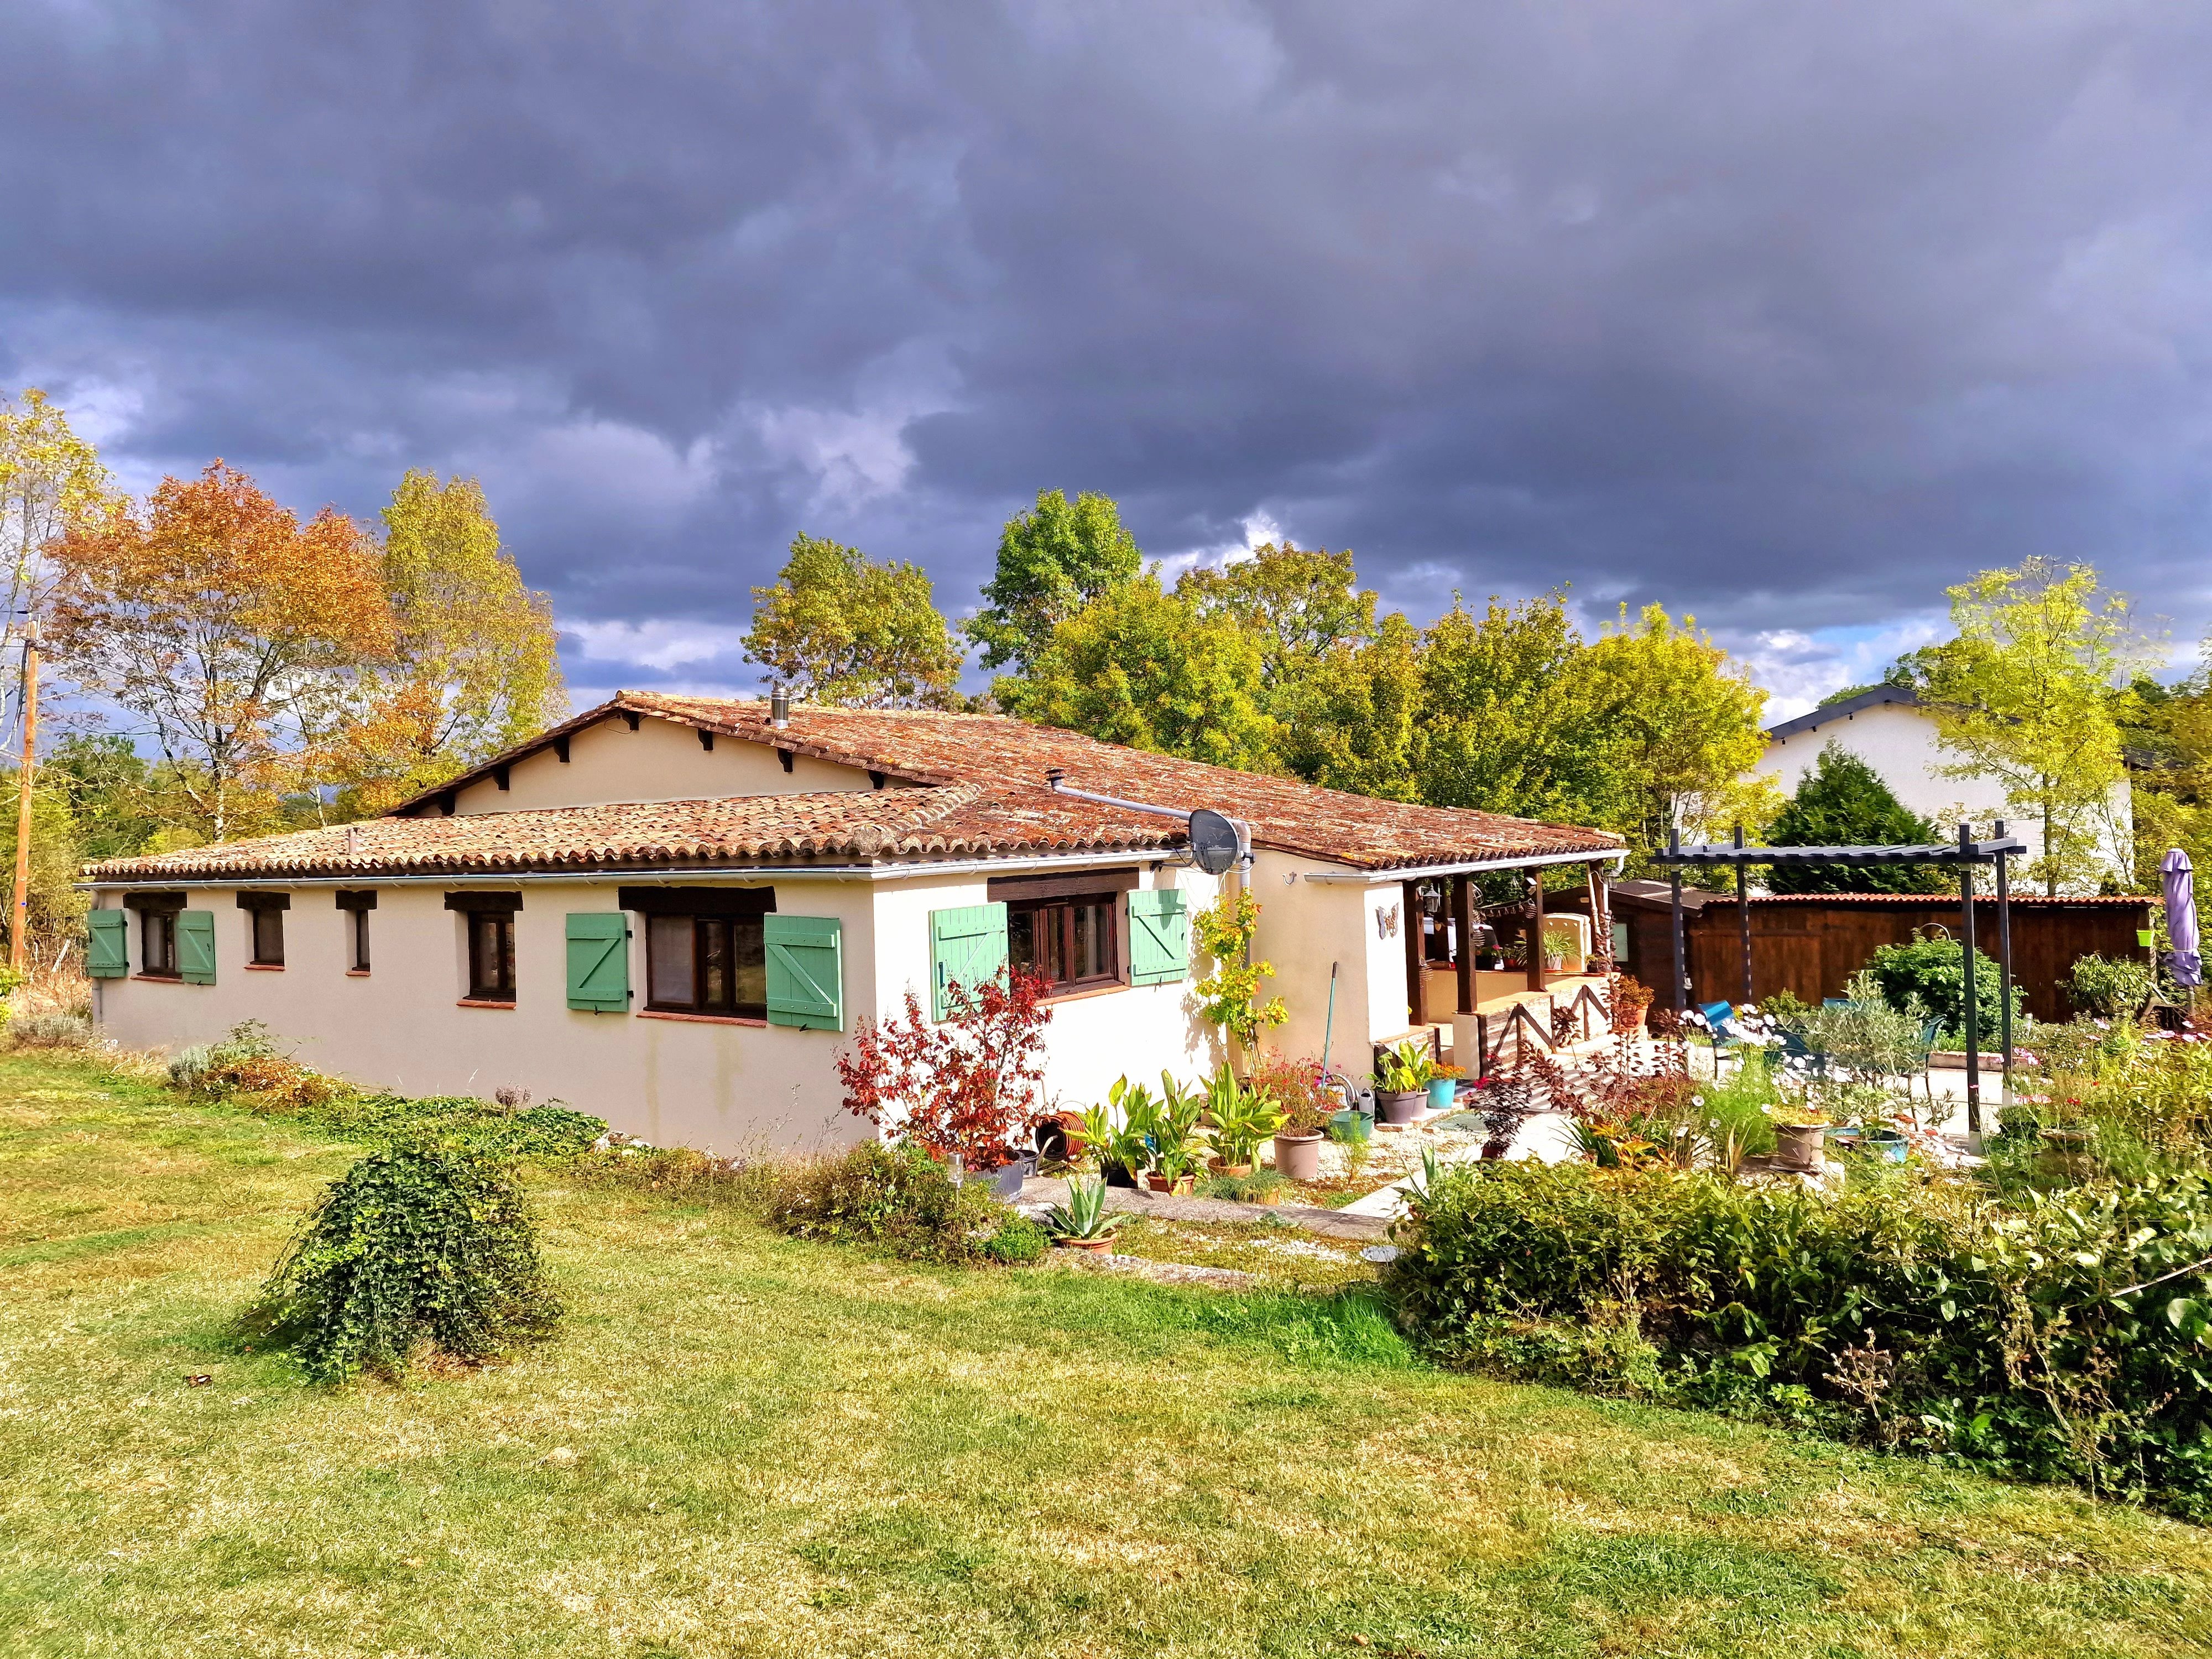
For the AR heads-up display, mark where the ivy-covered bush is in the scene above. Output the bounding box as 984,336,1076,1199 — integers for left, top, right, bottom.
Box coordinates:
252,1139,564,1383
1864,938,2018,1039
770,1140,1045,1264
1389,1160,2212,1517
2066,952,2160,1020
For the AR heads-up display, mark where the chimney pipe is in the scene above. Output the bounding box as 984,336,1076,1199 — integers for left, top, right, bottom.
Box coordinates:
770,686,789,729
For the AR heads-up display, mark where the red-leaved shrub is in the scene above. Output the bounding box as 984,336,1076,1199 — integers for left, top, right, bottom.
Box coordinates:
836,968,1054,1169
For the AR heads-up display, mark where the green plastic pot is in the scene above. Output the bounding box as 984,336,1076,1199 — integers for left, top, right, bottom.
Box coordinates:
1328,1108,1373,1144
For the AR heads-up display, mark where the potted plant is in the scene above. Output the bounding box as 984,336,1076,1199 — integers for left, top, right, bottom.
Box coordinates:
1079,1091,1152,1189
1425,1062,1465,1113
1044,1173,1127,1252
1272,1095,1329,1182
1765,1103,1828,1171
1141,1073,1208,1195
1374,1039,1432,1125
1203,1070,1286,1175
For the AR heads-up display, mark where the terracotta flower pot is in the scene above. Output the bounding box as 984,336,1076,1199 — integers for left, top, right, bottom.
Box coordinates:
1210,1159,1254,1177
1272,1131,1323,1182
1052,1236,1114,1253
1143,1171,1195,1196
1773,1122,1824,1171
1376,1089,1425,1125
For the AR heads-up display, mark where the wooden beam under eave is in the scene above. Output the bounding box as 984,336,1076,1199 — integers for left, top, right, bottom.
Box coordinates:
1452,874,1475,1015
1402,879,1428,1027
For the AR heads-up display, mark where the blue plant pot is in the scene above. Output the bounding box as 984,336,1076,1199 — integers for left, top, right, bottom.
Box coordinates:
1426,1078,1459,1110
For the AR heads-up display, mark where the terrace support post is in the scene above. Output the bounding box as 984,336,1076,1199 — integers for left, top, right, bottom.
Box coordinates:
1994,819,2015,1103
1734,822,1753,1006
1452,874,1475,1015
1526,868,1545,994
1668,828,1686,1014
1402,879,1428,1029
1959,821,1982,1139
1585,859,1612,973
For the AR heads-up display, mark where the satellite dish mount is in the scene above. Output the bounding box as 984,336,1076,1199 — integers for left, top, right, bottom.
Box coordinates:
1042,769,1249,874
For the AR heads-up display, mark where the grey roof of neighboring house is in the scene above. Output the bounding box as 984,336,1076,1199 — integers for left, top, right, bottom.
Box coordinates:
1765,684,1922,743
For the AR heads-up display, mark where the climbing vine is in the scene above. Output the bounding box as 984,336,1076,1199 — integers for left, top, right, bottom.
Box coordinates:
1192,889,1288,1050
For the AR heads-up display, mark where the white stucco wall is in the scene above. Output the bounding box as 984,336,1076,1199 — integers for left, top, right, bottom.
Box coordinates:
1756,700,2132,879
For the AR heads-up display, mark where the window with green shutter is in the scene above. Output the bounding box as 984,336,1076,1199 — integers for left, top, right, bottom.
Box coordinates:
177,910,217,984
1127,887,1190,985
566,913,630,1012
765,915,843,1031
87,911,128,978
930,902,1009,1020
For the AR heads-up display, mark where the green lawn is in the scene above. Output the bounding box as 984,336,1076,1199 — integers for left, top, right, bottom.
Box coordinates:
3,1053,2211,1658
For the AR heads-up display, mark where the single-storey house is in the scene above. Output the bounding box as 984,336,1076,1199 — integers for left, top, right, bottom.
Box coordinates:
81,693,1622,1151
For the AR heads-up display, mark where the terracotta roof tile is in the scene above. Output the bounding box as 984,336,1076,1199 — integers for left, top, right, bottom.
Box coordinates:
86,694,1621,882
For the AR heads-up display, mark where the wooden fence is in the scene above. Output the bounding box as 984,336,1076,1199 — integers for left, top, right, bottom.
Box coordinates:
1585,890,2155,1024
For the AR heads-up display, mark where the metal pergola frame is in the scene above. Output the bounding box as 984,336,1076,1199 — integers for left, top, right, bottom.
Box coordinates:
1652,821,2027,1135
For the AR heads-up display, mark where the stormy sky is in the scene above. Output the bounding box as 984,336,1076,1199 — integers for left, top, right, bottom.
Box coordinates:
5,1,2209,718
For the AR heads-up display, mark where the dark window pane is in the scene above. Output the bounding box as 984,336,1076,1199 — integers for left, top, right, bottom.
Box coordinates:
648,915,695,1007
732,915,766,1019
1008,907,1037,972
351,909,371,972
1072,900,1104,981
470,912,515,1000
252,907,284,964
700,917,732,1012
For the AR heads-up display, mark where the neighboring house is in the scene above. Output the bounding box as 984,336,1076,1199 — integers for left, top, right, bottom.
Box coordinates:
1753,685,2132,880
81,693,1621,1153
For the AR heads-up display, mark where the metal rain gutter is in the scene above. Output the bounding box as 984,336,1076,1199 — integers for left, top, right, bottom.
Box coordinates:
78,849,1192,894
1300,848,1625,885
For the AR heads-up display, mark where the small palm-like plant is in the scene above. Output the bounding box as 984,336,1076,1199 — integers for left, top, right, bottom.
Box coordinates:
1044,1173,1127,1243
1204,1071,1286,1167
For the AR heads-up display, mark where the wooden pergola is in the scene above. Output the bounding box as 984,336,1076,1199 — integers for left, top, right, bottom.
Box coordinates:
1653,821,2027,1135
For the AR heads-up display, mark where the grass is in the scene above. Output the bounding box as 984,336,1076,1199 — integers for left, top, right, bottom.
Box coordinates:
4,1052,2212,1658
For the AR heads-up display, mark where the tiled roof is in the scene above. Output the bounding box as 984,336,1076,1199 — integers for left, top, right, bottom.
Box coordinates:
81,784,1180,881
85,693,1623,882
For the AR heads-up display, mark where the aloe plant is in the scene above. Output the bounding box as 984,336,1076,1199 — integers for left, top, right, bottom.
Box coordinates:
1044,1173,1126,1241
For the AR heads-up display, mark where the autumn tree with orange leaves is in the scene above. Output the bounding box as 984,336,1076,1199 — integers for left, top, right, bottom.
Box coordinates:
49,462,393,842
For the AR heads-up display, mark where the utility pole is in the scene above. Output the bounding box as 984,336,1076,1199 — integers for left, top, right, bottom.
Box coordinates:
11,620,36,974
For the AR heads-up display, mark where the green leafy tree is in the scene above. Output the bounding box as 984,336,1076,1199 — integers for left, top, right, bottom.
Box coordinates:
1583,604,1771,858
0,388,115,664
1178,543,1376,719
1412,593,1626,828
1915,559,2143,894
1000,573,1275,770
1766,743,1949,894
1282,611,1423,800
333,471,568,813
0,770,86,964
43,733,158,863
967,489,1141,675
743,533,964,708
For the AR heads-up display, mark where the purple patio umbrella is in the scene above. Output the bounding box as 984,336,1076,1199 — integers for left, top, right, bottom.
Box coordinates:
2163,848,2201,990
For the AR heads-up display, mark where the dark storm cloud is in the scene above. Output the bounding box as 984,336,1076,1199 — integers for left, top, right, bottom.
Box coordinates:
4,0,2210,701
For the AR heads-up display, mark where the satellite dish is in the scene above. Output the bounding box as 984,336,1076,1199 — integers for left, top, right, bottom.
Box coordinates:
1188,808,1243,876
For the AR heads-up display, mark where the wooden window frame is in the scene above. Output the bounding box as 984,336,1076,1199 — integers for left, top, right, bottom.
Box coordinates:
643,911,767,1020
336,891,376,974
140,910,179,979
1006,890,1122,999
246,906,285,967
465,910,517,1004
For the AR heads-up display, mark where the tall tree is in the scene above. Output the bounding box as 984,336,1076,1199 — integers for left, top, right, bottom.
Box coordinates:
1766,743,1949,894
1413,593,1627,829
0,388,114,664
333,471,567,811
1915,558,2142,894
1178,543,1376,698
42,733,159,863
1000,573,1275,770
967,489,1141,676
1583,604,1771,856
48,462,392,841
0,767,85,967
1282,612,1423,800
743,534,964,708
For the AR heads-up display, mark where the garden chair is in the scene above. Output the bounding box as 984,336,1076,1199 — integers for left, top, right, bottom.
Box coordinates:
1698,1001,1743,1072
1775,1026,1830,1078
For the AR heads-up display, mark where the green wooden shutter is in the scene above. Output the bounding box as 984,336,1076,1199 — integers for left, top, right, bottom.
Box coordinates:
1127,887,1190,985
566,913,630,1012
178,910,216,984
87,911,128,978
765,915,843,1031
929,902,1009,1020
